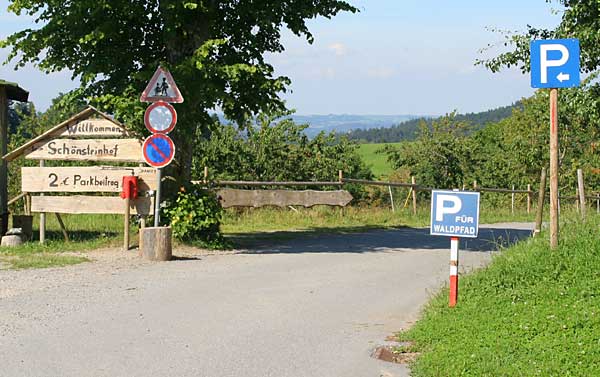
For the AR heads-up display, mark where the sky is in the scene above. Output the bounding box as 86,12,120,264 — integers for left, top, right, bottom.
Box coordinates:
0,0,564,116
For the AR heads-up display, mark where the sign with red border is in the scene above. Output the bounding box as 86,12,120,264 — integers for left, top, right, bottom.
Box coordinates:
142,134,175,168
144,101,177,134
140,66,184,103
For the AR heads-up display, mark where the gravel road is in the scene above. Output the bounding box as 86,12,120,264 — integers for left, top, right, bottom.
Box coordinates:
0,223,533,377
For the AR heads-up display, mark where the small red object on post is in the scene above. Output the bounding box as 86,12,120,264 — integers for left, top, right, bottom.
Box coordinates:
120,176,138,199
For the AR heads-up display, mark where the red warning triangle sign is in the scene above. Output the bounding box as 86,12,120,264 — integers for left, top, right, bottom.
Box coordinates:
140,66,184,103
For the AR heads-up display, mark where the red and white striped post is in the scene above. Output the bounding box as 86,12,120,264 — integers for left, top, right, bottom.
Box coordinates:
449,237,459,307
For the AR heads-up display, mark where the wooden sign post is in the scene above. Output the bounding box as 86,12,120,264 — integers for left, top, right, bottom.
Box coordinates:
549,89,559,249
3,106,151,245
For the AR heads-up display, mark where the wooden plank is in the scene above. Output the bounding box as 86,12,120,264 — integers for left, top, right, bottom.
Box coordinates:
22,166,157,193
218,189,353,208
31,195,154,215
25,138,144,162
53,118,127,137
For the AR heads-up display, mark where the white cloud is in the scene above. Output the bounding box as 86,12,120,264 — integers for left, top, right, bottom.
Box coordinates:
328,43,348,57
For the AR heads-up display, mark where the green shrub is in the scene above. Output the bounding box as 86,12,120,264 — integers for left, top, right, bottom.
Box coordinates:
163,185,227,248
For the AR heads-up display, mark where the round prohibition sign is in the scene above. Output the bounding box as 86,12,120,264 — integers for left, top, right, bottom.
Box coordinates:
144,101,177,134
143,134,176,168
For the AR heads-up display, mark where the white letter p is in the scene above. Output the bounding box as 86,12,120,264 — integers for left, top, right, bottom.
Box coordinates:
540,44,569,84
435,195,462,221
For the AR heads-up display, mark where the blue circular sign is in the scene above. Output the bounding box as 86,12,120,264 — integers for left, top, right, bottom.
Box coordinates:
143,134,175,168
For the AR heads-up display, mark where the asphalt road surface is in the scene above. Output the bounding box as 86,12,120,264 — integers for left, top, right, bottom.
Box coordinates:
0,223,533,377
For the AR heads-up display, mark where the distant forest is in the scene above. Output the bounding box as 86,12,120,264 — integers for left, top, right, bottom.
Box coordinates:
344,102,521,143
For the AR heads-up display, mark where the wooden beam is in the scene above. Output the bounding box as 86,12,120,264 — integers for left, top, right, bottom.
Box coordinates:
0,86,7,235
31,195,154,215
218,189,353,208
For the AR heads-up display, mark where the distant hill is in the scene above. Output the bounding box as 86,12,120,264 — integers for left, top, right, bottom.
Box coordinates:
289,114,423,138
344,103,521,143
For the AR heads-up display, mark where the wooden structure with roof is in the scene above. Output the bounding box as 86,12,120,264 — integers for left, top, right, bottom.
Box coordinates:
0,80,29,236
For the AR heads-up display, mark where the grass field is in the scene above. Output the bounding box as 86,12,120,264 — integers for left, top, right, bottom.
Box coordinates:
397,214,600,376
357,143,402,178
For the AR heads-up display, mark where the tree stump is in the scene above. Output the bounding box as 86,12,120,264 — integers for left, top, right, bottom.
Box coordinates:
139,226,172,261
1,234,23,247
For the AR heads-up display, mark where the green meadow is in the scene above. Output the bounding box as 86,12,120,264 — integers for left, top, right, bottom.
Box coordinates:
357,142,402,178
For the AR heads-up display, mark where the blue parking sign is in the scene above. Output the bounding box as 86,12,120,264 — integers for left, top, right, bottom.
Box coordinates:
430,191,480,238
530,39,580,89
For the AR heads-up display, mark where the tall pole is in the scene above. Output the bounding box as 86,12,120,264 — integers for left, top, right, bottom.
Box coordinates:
549,89,559,249
154,168,162,227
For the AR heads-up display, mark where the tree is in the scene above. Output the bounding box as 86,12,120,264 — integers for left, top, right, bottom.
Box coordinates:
478,1,600,74
1,0,358,180
385,113,472,189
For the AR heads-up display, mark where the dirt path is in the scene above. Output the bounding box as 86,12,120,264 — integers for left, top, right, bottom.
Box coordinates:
0,223,533,377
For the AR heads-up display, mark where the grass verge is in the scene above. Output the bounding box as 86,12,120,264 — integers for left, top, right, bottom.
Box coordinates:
0,213,128,270
397,214,600,376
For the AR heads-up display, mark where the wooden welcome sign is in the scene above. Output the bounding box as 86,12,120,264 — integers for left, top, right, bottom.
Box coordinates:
4,106,154,221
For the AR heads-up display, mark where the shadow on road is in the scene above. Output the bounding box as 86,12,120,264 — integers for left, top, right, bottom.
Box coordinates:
235,224,534,254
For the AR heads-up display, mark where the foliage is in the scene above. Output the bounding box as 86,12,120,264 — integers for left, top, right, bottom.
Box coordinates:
193,114,373,202
345,103,519,143
399,214,600,376
163,184,226,248
477,1,600,75
385,113,472,189
1,0,358,181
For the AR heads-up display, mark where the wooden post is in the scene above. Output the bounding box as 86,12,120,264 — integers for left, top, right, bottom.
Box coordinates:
411,176,417,215
549,88,559,249
338,170,343,184
388,186,395,212
575,188,580,212
511,185,515,214
597,193,599,214
0,87,7,236
534,168,547,237
527,184,532,215
203,166,209,184
473,180,478,190
39,160,46,244
139,226,172,261
577,168,586,220
54,213,69,242
124,195,131,251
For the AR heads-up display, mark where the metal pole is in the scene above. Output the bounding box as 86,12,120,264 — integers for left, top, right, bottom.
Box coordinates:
577,168,586,220
154,168,162,227
449,237,459,307
549,89,559,249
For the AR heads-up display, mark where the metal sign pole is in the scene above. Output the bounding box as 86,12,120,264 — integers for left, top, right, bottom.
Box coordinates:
549,88,559,249
154,168,162,227
449,237,459,307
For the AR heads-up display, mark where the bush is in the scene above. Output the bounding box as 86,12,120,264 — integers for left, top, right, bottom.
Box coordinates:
163,185,227,248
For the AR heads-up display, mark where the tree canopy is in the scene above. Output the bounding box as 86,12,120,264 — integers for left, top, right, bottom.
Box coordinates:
478,0,600,74
1,0,358,179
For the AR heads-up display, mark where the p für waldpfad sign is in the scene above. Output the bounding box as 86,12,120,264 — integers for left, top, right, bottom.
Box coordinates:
430,190,480,308
430,190,480,238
